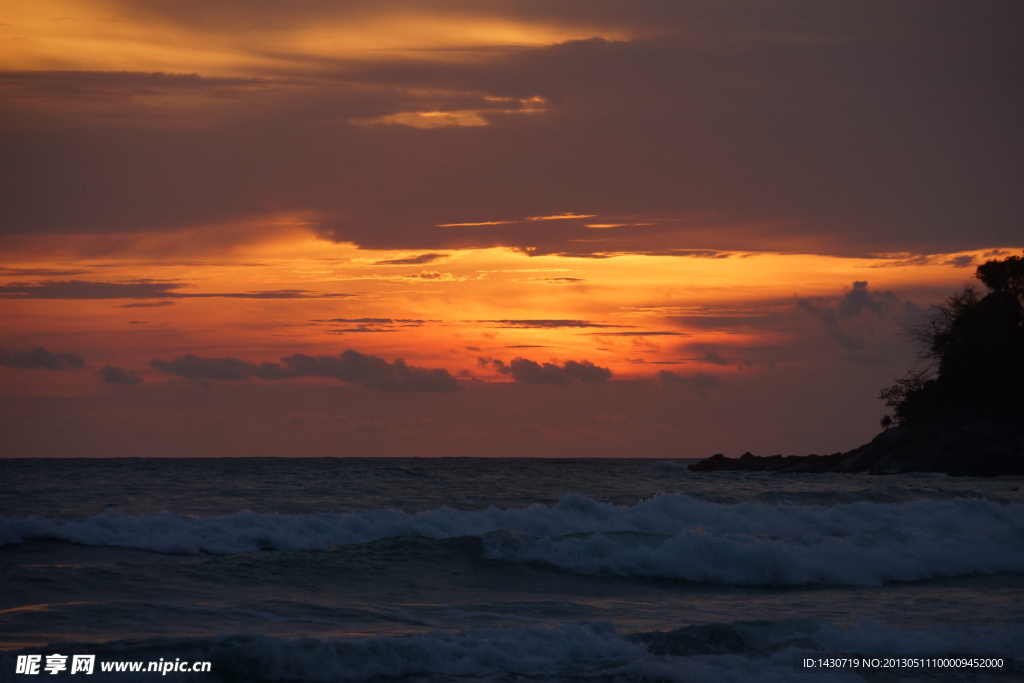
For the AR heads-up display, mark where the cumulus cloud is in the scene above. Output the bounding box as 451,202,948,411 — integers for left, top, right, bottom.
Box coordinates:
796,281,924,361
410,270,443,279
797,282,914,320
487,357,612,384
837,281,902,319
0,347,84,370
99,365,143,385
149,349,463,392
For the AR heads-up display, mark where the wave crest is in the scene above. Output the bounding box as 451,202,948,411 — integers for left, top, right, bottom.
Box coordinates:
3,494,1023,585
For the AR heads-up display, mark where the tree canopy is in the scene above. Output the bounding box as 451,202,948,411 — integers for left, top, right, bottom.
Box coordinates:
880,254,1024,427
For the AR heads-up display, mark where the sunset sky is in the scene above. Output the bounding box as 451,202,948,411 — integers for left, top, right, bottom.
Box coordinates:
2,0,1022,459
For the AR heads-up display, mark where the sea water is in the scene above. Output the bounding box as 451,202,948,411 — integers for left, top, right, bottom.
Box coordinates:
1,457,1021,682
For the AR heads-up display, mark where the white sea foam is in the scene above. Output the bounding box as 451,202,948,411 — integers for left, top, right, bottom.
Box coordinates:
2,494,1023,585
3,620,1020,683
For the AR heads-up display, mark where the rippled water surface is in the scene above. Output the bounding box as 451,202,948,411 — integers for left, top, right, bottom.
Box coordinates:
2,458,1022,681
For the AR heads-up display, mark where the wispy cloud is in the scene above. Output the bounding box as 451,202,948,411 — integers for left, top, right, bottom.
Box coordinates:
117,301,177,308
479,319,626,329
0,280,350,299
866,252,980,269
373,253,449,265
583,331,687,337
0,267,92,276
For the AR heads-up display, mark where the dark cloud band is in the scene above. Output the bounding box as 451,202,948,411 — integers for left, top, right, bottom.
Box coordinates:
149,349,463,392
0,347,84,370
484,356,612,384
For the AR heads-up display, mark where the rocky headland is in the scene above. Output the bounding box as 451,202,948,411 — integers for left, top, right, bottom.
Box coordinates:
690,408,1024,476
692,255,1024,477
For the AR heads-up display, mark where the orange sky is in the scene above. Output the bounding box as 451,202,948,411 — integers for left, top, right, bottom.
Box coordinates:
1,231,1008,377
2,1,1022,458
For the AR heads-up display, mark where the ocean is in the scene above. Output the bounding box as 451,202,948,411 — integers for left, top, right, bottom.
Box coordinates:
1,457,1022,682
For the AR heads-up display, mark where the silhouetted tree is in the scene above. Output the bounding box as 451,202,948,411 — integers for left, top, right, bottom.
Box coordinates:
880,254,1024,426
976,254,1024,297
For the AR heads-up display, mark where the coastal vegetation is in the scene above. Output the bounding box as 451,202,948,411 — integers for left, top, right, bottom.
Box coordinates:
692,254,1024,475
879,254,1024,427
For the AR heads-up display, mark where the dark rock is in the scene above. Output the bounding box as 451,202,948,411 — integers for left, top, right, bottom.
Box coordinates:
689,408,1024,476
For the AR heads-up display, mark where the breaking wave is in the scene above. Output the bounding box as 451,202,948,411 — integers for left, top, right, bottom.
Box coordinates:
2,494,1023,585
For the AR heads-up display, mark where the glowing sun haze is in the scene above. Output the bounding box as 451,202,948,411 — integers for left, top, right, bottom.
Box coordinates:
2,0,1022,458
